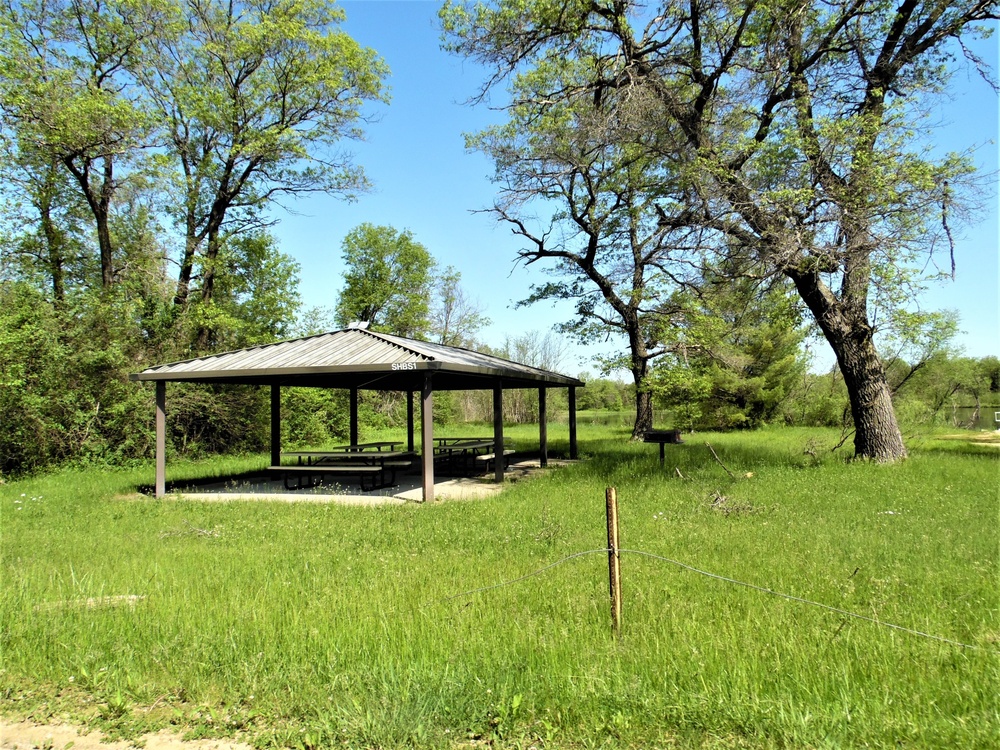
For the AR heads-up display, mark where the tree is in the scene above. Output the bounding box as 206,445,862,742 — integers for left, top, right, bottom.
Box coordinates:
0,0,167,289
894,353,1000,426
0,0,387,474
429,265,490,348
0,281,70,473
140,0,387,348
189,230,303,350
496,330,568,422
576,375,628,411
443,0,997,461
648,275,808,429
0,147,94,305
467,92,697,437
334,223,435,337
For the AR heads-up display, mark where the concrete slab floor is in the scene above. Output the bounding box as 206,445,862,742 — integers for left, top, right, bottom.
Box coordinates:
166,459,566,505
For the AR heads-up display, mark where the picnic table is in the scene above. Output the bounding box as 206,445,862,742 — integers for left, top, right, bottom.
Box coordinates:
329,441,403,452
272,446,415,491
433,437,515,475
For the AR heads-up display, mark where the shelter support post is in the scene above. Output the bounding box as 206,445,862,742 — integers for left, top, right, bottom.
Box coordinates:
539,387,548,468
406,390,415,452
155,381,166,498
270,384,281,467
349,387,359,446
569,386,578,460
493,385,504,483
421,374,435,502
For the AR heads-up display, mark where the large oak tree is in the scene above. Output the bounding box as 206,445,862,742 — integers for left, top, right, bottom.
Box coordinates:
443,0,997,460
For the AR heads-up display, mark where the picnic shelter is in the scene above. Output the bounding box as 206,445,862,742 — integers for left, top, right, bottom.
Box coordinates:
130,327,585,502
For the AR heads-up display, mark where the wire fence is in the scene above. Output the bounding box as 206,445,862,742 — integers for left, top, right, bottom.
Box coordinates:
437,547,986,651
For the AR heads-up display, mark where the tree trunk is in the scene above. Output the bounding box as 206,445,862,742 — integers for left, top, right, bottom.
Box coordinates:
200,227,221,305
628,327,653,439
193,205,228,350
836,333,907,461
97,157,115,287
633,385,653,438
787,268,907,461
38,164,65,305
63,155,115,288
174,233,197,306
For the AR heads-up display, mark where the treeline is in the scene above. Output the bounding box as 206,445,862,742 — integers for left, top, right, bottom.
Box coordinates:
3,260,995,477
0,1,493,475
763,354,1000,432
0,0,388,475
0,250,566,475
566,353,1000,433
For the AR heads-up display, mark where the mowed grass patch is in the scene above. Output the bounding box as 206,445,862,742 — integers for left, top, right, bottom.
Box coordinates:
1,426,997,748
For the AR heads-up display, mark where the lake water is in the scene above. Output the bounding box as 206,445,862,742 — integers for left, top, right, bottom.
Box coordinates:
942,406,1000,431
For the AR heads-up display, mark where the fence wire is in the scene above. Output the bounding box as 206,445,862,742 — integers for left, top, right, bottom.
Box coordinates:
437,547,984,651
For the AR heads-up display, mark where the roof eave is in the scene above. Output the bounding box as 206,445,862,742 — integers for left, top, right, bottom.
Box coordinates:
129,361,583,388
129,360,446,382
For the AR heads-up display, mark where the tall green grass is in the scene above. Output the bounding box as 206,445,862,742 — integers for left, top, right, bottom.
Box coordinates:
1,426,997,748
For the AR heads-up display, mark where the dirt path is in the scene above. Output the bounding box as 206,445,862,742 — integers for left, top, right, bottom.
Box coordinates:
0,721,252,750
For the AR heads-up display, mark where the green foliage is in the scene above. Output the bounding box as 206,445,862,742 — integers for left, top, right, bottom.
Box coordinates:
0,282,70,473
648,278,808,429
162,384,268,458
334,223,435,337
278,388,348,448
646,364,713,431
892,354,1000,429
191,231,303,350
0,0,170,287
148,0,388,322
0,0,380,473
442,0,996,460
575,376,627,411
0,281,165,474
1,0,387,348
0,230,305,476
780,368,851,428
0,148,96,301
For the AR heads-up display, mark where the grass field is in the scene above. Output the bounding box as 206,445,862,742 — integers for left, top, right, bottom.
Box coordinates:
1,425,998,748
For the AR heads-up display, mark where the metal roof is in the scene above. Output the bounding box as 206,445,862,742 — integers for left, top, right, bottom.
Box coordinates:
129,328,585,390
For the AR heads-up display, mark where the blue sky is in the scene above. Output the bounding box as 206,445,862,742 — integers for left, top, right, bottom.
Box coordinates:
272,1,998,376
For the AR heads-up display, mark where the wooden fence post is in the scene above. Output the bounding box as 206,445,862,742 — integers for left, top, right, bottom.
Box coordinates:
606,487,622,639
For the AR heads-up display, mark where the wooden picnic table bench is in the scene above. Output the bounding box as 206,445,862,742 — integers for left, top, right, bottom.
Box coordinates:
474,445,516,471
434,438,514,475
282,446,405,464
274,449,416,491
329,441,403,452
433,436,491,449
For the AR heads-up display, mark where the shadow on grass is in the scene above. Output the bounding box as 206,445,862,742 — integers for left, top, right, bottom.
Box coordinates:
136,468,273,496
